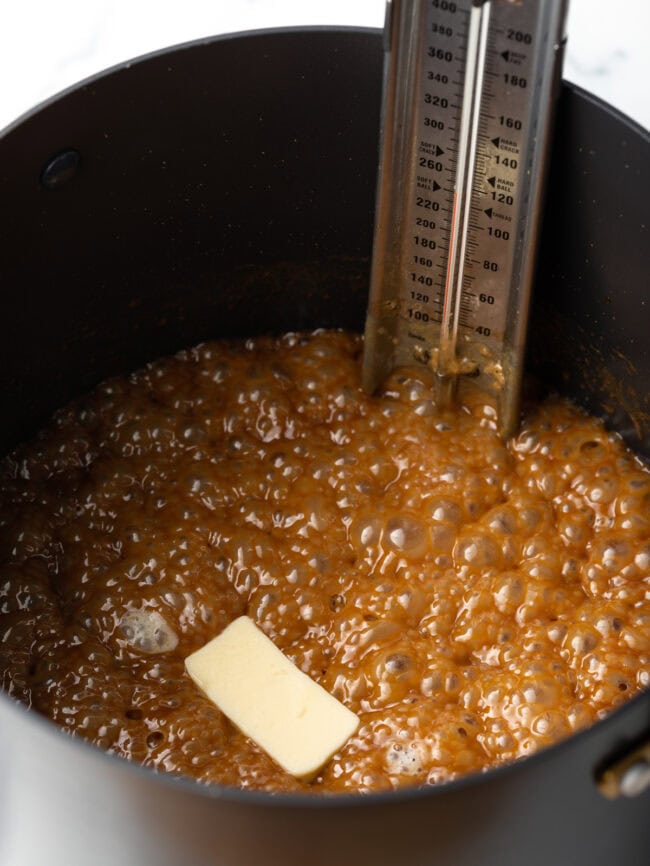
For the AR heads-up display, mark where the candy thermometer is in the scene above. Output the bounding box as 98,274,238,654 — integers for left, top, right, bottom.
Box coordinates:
363,0,569,436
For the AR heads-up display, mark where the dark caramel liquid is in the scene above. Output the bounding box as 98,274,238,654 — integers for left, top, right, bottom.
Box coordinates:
1,330,648,793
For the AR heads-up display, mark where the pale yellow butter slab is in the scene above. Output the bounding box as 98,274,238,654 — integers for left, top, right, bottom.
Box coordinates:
184,616,359,780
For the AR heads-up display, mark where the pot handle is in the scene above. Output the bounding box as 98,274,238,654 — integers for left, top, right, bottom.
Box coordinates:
596,733,650,799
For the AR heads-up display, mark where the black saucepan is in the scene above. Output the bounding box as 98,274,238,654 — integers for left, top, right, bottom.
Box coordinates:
0,27,649,866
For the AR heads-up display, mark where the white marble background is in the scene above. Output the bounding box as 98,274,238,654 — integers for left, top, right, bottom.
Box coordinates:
0,0,648,133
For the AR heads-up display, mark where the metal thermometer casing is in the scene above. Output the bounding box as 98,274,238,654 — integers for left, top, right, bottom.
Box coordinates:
363,0,569,436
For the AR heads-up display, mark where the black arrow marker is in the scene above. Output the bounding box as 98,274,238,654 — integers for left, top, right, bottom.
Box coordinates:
436,145,444,156
501,50,510,61
484,207,493,218
491,137,500,148
432,181,441,192
487,176,496,188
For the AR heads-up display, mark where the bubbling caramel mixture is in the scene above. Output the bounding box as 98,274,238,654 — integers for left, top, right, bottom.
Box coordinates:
1,330,649,793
